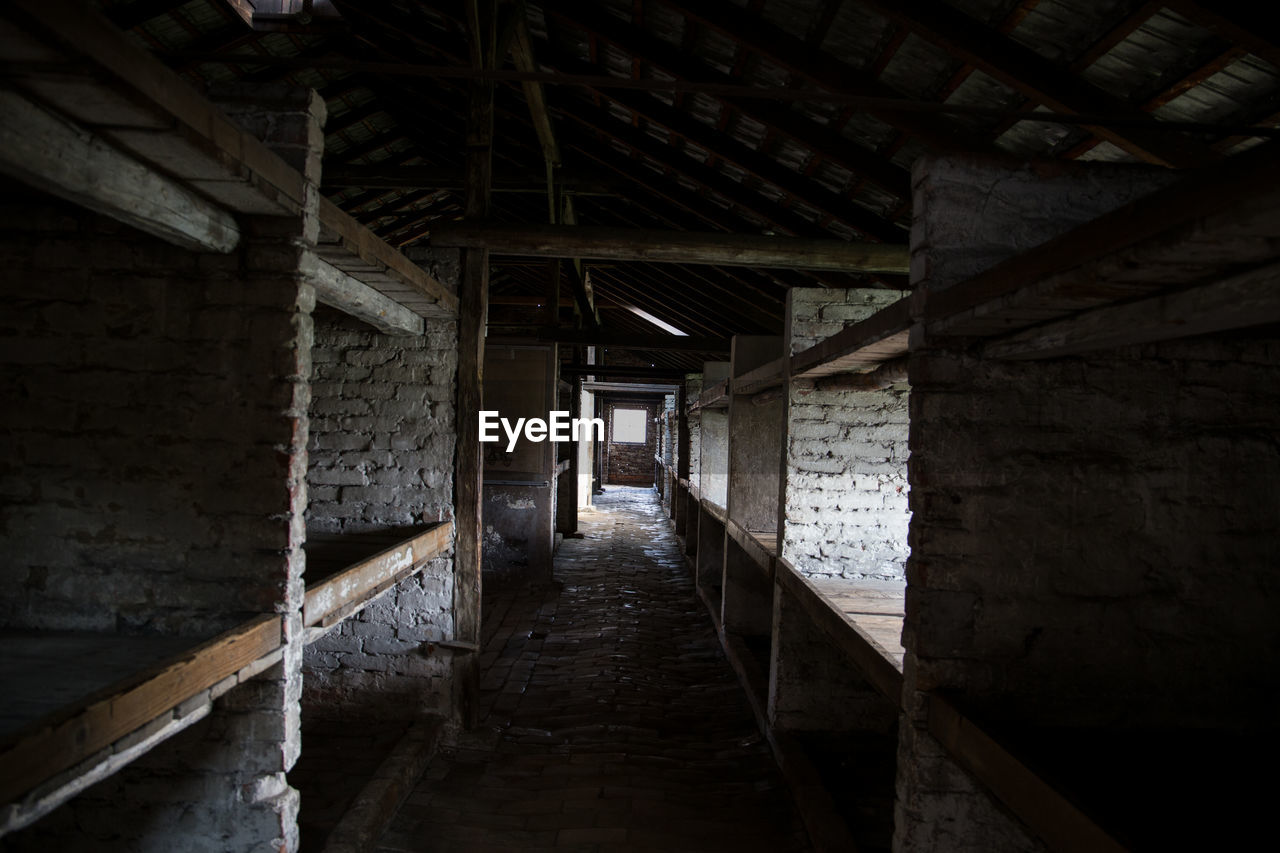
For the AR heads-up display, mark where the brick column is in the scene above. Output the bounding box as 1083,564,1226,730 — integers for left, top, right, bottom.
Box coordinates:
896,155,1177,853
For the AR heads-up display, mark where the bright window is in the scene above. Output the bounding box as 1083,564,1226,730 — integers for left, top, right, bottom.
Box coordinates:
612,408,647,444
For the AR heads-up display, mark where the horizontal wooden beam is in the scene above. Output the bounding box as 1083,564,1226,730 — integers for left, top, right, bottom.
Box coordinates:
857,0,1218,167
774,559,904,704
318,197,458,316
0,615,281,807
923,144,1280,337
322,165,618,194
928,694,1127,853
983,260,1280,360
182,55,1279,140
304,522,453,631
581,381,681,394
430,225,910,273
303,252,425,336
0,89,240,254
560,363,690,378
790,297,913,378
537,330,728,353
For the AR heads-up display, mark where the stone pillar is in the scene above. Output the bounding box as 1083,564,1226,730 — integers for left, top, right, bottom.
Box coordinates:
896,155,1180,853
0,86,324,852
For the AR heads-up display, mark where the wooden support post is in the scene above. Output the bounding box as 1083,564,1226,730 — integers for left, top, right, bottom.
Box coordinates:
453,0,496,729
564,364,582,535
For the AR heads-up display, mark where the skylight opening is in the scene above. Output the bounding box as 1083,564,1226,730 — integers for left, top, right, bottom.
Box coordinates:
624,306,688,336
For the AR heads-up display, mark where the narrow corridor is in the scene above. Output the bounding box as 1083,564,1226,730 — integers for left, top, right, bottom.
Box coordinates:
374,487,811,852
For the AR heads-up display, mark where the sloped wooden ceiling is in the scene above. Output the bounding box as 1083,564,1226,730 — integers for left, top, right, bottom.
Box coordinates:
99,0,1280,370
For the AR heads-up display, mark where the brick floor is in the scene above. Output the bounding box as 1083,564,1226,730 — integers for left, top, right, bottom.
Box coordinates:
375,487,811,853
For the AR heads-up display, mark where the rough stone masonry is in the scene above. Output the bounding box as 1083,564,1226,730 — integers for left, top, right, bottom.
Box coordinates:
783,287,910,581
303,311,459,723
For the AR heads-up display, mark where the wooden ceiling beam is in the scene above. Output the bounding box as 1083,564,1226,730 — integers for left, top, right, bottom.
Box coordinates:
428,224,909,273
544,3,913,200
560,102,848,242
573,195,789,333
538,47,905,242
552,109,890,290
538,329,730,353
322,165,617,193
595,261,778,336
662,0,989,155
1165,0,1280,72
855,0,1218,168
589,269,730,338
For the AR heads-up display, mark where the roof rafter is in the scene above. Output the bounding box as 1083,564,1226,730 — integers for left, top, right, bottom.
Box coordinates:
544,3,913,200
660,0,989,155
855,0,1219,167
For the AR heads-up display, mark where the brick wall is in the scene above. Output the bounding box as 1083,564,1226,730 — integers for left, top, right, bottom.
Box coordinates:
686,375,702,486
0,185,312,851
603,400,658,485
783,288,910,580
302,311,458,722
896,155,1182,853
663,394,675,467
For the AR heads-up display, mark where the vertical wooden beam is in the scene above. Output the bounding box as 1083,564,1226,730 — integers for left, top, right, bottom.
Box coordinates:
544,259,561,328
454,0,496,729
566,364,582,535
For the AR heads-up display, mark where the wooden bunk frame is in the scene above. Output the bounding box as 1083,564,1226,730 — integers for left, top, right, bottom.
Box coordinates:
654,146,1280,852
303,521,454,642
0,521,454,836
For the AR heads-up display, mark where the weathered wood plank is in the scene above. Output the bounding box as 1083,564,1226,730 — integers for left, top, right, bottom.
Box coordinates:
11,0,307,213
928,695,1129,853
453,0,495,729
319,198,458,316
857,0,1216,168
695,379,730,411
726,518,777,574
732,356,786,396
429,224,910,273
0,90,239,254
775,560,904,700
790,297,912,378
303,522,452,628
0,615,281,805
924,145,1280,336
983,259,1280,360
302,251,425,337
540,329,729,353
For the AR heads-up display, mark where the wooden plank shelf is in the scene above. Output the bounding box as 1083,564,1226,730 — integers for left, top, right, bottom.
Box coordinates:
726,518,778,575
303,522,453,639
0,615,283,831
689,378,729,412
775,560,904,703
699,497,727,525
808,576,906,671
790,297,912,380
732,356,786,396
318,198,458,319
927,695,1128,853
785,148,1280,380
924,145,1280,343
